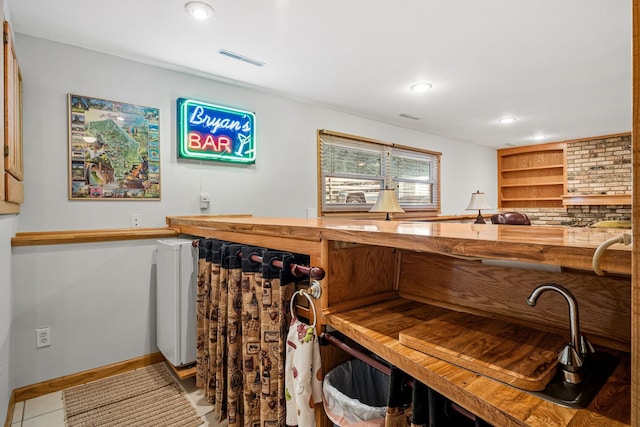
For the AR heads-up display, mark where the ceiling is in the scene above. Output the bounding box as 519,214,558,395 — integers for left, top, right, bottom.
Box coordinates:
6,0,632,149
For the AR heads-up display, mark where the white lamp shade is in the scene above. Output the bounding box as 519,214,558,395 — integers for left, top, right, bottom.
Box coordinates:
369,189,405,214
466,191,492,211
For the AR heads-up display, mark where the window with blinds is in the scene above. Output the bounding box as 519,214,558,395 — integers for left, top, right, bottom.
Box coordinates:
318,130,440,215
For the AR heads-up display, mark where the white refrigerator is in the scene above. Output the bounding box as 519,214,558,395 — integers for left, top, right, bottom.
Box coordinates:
156,238,197,367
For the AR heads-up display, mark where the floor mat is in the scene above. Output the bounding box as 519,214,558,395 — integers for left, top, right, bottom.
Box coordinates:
63,363,202,427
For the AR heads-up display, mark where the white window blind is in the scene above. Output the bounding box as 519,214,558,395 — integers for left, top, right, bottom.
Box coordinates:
319,130,440,214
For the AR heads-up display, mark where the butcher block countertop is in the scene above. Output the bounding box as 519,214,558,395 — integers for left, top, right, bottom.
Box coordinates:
398,310,567,392
166,216,632,426
167,216,632,275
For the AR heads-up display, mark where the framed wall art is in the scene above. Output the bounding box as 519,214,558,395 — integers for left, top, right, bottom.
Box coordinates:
68,94,160,199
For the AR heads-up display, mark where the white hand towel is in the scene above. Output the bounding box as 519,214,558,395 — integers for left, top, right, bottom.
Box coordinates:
285,318,323,426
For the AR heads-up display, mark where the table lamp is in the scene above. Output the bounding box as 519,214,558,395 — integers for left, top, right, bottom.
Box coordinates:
369,188,405,220
466,190,492,224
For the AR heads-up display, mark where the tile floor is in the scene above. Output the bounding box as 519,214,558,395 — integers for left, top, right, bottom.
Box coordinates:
10,365,227,427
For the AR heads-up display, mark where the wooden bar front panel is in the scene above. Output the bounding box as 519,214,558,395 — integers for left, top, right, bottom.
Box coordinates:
397,251,631,352
327,243,396,307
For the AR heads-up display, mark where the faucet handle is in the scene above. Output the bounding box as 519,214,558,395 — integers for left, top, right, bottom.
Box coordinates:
579,335,595,356
557,344,584,384
558,344,583,369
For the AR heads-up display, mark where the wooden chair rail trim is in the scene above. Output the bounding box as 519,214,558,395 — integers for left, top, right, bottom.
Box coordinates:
11,227,179,247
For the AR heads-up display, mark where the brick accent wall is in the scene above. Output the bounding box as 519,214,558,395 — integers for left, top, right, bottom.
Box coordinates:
566,134,632,195
499,134,631,226
509,206,631,227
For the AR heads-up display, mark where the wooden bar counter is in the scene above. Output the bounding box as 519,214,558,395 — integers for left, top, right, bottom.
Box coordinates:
167,216,631,274
167,215,632,427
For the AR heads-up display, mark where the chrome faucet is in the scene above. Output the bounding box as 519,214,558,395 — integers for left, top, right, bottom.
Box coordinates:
526,283,594,384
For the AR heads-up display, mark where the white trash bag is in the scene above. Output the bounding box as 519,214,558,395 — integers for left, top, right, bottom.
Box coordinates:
322,359,389,427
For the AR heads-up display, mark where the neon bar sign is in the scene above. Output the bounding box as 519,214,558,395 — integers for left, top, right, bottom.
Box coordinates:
177,98,256,164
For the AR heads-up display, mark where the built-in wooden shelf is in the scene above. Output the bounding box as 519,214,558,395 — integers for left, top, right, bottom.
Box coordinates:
498,142,567,209
500,197,563,202
500,164,564,173
500,182,564,188
562,194,632,206
326,298,630,427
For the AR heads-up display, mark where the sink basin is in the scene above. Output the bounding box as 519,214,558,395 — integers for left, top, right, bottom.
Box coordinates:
529,351,618,408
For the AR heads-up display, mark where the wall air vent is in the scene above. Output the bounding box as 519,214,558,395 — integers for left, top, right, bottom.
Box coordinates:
218,49,265,67
399,113,420,120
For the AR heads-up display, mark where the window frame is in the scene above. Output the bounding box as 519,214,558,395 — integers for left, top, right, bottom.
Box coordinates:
317,130,441,218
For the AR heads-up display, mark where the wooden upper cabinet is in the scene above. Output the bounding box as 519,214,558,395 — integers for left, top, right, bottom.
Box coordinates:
2,21,23,211
497,142,567,209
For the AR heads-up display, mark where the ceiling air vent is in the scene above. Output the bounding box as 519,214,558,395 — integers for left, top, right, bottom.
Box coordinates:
399,113,420,120
218,49,265,67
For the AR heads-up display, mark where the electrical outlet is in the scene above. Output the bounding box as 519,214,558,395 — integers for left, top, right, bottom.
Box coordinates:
200,193,210,210
36,327,51,348
130,214,142,228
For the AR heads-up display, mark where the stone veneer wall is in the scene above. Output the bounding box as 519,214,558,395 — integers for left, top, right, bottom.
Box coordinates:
566,134,632,196
499,134,632,226
509,206,631,227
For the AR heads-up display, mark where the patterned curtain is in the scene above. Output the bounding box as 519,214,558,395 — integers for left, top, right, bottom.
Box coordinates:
196,240,210,390
196,239,308,426
224,243,244,426
239,246,263,426
385,366,412,427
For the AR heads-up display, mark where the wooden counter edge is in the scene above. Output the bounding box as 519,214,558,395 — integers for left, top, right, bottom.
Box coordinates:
165,214,253,225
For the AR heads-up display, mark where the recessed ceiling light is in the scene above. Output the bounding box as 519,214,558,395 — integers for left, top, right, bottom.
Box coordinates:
498,117,517,124
185,1,215,20
409,82,432,93
532,134,547,140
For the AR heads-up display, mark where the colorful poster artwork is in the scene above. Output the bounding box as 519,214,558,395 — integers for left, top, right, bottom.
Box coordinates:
68,94,160,200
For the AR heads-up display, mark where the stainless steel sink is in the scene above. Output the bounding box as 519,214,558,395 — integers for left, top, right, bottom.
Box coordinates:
529,351,618,408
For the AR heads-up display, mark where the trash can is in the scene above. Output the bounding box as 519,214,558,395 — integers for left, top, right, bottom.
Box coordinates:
322,359,389,427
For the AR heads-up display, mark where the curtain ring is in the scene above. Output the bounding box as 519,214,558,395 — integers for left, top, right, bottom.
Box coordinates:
290,290,317,329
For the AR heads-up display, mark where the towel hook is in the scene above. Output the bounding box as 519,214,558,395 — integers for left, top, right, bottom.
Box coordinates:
305,280,322,299
290,280,321,328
